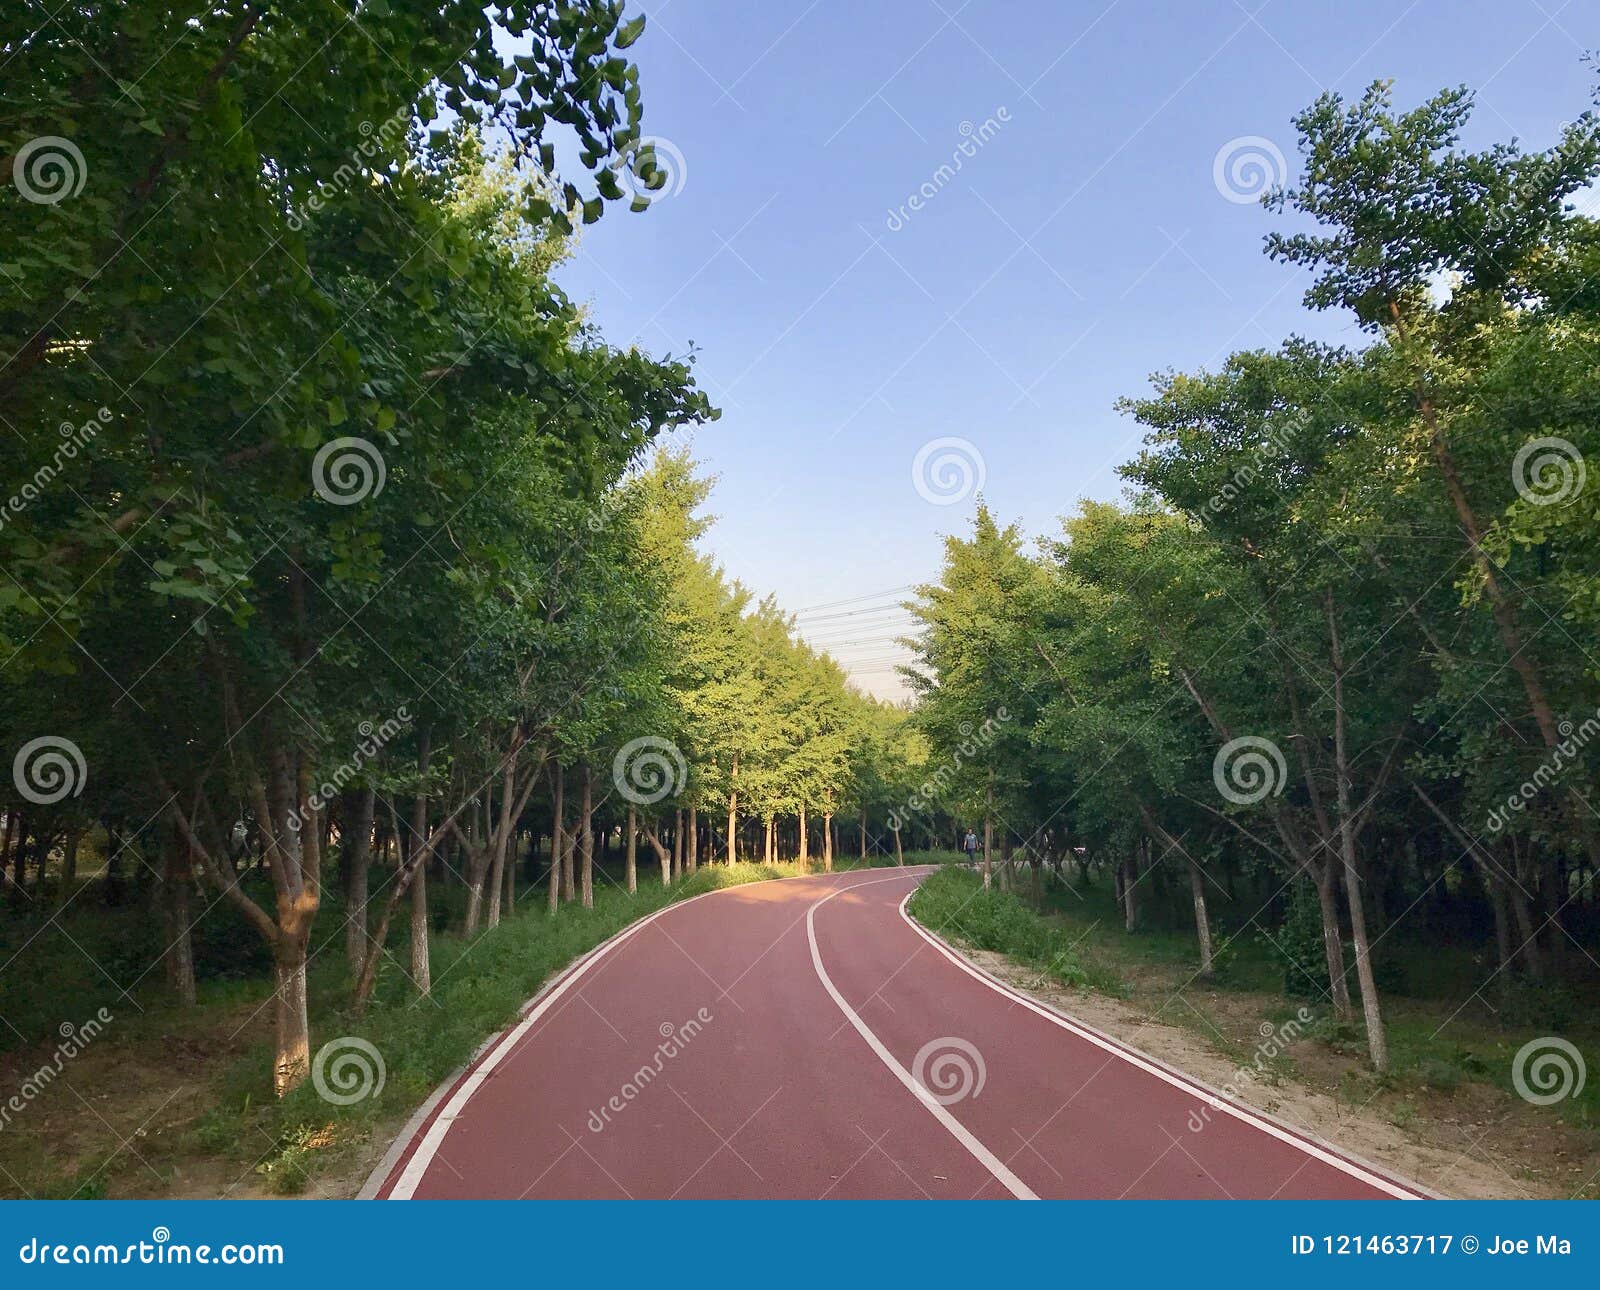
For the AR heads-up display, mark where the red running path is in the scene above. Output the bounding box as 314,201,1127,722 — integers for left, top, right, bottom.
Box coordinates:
368,867,1425,1200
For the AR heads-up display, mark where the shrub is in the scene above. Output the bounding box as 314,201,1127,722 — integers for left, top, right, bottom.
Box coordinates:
1414,1056,1465,1092
908,867,1102,989
1498,978,1578,1032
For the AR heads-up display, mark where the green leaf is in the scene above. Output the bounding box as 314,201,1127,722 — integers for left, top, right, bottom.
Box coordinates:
615,15,646,48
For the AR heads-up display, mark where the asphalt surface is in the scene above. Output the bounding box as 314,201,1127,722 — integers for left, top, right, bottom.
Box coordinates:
372,866,1422,1199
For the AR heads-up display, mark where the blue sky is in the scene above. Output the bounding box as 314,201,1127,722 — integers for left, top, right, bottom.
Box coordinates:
552,0,1596,699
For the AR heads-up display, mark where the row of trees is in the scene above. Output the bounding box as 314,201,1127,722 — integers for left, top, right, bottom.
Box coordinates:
0,4,918,1097
628,452,928,872
904,79,1600,1073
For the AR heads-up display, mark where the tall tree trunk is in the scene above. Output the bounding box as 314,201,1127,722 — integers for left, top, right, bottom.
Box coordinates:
687,804,699,874
464,825,486,941
1409,364,1600,894
726,752,738,864
487,757,516,929
672,808,683,880
158,697,326,1095
56,826,82,905
892,822,903,866
343,786,376,977
163,827,196,1005
1413,781,1537,981
7,811,26,895
561,766,577,903
1314,871,1353,1017
548,766,565,915
1187,857,1213,975
1508,880,1543,978
1173,660,1354,1011
409,730,432,999
823,810,834,872
462,816,487,936
272,938,310,1097
643,824,671,886
1328,592,1387,1071
798,806,809,871
1121,851,1139,931
1140,807,1213,975
1341,854,1386,1069
859,815,867,862
278,732,325,1093
1488,870,1513,984
982,813,994,890
579,764,594,908
625,806,638,893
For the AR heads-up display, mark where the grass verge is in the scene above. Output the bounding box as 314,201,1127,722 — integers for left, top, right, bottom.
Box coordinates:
218,860,827,1195
907,866,1122,994
920,866,1599,1196
1030,874,1599,1138
1,860,813,1198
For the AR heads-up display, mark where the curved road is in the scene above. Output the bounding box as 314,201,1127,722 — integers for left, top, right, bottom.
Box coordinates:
369,867,1424,1200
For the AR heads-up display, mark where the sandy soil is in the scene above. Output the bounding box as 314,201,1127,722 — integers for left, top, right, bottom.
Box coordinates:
0,1001,270,1199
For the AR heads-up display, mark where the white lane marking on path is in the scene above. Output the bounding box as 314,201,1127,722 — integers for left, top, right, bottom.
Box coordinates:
895,889,1424,1200
385,867,930,1198
805,877,1039,1201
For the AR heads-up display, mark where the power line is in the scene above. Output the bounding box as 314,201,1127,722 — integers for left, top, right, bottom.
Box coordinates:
799,626,918,647
793,584,917,617
793,584,916,614
832,652,921,667
815,642,918,657
797,608,913,627
806,629,920,646
793,603,918,626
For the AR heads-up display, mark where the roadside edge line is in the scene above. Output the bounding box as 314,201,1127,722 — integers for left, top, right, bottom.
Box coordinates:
805,878,1040,1200
369,865,929,1198
897,888,1435,1200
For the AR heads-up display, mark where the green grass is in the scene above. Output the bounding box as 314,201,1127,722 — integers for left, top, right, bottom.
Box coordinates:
907,866,1122,994
244,854,970,1190
898,849,973,867
1013,868,1600,1139
1,857,826,1198
817,848,967,871
218,860,830,1193
15,852,1596,1196
1035,876,1287,993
